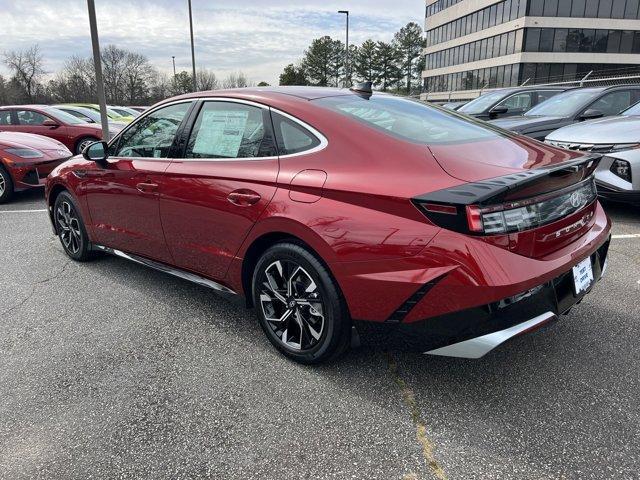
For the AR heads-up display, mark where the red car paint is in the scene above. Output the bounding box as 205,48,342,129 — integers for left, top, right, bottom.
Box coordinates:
0,105,103,153
45,87,611,335
0,132,71,192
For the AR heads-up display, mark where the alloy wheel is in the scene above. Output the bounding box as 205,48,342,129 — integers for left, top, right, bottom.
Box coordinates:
77,139,94,154
259,260,325,351
0,172,5,197
56,200,82,254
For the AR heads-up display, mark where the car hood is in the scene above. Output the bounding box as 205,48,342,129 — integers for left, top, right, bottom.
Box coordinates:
546,115,640,143
490,115,565,132
427,134,586,182
0,131,71,154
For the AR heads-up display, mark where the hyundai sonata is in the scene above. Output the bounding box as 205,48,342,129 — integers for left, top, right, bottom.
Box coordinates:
45,84,612,364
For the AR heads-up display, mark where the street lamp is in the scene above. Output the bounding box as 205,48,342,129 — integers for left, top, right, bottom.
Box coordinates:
188,0,197,91
172,56,176,77
338,10,349,87
87,0,109,142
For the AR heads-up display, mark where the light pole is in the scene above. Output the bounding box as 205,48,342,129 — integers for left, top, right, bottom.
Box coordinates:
87,0,109,142
188,0,197,92
172,56,176,77
338,10,349,87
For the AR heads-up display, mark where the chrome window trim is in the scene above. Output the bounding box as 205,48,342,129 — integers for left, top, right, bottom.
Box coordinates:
107,96,328,163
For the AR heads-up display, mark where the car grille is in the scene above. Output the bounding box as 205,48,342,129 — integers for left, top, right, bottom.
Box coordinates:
545,140,615,153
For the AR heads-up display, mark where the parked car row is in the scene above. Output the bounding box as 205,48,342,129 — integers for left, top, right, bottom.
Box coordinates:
445,84,640,205
0,103,146,203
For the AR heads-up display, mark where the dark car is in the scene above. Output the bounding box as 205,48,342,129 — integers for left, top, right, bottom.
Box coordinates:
46,86,610,364
458,87,569,120
0,105,107,154
491,86,640,140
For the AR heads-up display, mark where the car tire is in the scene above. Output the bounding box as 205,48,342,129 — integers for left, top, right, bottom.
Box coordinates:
0,166,14,204
75,137,98,155
53,191,93,261
252,242,351,364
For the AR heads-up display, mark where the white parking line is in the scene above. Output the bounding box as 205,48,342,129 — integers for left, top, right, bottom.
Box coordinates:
0,209,47,214
612,234,640,239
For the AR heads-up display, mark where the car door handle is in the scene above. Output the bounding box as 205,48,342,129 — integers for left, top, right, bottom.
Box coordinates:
136,182,158,193
227,190,261,206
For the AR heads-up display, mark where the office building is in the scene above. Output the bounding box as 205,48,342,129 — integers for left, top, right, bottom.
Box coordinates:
423,0,640,100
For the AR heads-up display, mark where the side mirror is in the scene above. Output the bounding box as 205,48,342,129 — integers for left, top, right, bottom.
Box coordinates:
489,105,509,118
82,141,108,162
43,119,59,128
580,109,604,121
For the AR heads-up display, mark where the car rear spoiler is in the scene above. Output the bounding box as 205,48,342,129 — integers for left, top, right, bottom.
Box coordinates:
414,155,601,207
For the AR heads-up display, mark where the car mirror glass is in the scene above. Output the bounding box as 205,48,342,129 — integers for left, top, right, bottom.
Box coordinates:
82,141,108,162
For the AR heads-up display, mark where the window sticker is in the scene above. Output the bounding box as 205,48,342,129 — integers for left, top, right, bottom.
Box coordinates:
192,109,249,158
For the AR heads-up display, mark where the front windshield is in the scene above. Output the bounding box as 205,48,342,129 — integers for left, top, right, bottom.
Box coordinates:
315,95,508,145
525,89,602,117
46,108,87,125
458,91,509,114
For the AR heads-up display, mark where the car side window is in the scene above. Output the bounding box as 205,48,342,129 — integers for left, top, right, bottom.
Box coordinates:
113,102,191,158
589,90,634,116
536,90,563,104
185,101,274,159
498,92,533,111
0,111,12,125
271,112,321,155
16,110,48,125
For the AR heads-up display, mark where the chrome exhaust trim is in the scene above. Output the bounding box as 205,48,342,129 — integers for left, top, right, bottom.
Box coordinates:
94,245,237,296
424,311,557,359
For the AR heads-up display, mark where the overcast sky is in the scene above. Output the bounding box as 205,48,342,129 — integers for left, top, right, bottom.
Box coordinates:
0,0,424,85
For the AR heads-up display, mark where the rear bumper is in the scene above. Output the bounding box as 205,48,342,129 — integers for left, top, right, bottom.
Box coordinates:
353,237,610,356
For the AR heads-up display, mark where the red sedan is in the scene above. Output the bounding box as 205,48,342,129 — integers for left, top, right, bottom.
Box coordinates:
45,85,611,364
0,132,71,203
0,105,105,155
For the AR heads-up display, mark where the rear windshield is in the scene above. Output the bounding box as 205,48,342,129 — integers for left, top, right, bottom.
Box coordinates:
458,91,509,114
314,95,506,145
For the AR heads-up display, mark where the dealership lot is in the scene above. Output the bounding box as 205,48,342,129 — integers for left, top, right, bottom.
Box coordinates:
1,190,638,480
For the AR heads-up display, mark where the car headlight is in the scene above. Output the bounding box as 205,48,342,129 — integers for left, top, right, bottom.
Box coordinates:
610,159,632,182
3,147,44,159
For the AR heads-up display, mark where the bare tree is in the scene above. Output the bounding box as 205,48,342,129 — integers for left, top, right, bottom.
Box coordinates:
122,52,155,104
3,45,46,101
101,44,128,104
196,68,219,91
222,72,251,89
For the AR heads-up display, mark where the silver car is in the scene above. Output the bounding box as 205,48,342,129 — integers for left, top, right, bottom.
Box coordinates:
545,101,640,205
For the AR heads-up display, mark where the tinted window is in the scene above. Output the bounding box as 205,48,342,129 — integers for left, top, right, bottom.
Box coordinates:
47,108,89,125
186,102,272,159
0,111,12,125
114,102,191,158
589,90,634,115
272,112,321,155
498,92,533,111
539,28,554,51
525,89,604,117
16,110,48,125
316,96,508,145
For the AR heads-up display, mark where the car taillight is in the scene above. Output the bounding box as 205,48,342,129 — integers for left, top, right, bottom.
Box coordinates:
415,177,597,235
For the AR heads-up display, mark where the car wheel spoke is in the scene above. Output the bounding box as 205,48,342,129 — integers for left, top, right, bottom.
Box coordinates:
259,259,325,352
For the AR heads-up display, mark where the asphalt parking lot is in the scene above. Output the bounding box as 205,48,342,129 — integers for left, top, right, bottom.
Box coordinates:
1,190,639,480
